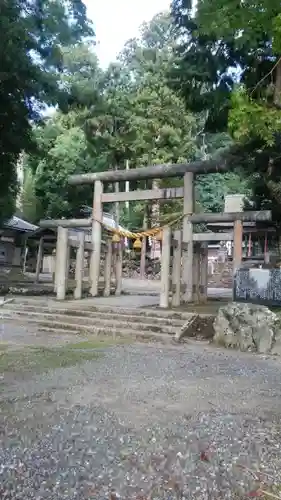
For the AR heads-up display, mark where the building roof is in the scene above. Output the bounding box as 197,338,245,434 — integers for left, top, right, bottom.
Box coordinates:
4,216,38,233
27,212,128,240
102,213,127,233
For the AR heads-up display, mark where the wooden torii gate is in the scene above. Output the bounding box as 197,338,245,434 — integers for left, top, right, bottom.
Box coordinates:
68,162,271,305
40,160,271,306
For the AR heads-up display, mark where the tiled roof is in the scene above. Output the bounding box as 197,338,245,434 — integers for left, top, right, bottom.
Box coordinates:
7,211,127,236
4,216,38,233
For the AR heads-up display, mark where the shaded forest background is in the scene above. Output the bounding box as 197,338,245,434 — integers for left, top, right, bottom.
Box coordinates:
2,0,281,232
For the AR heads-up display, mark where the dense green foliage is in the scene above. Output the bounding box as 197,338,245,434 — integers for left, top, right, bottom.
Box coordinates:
25,15,198,222
0,0,93,221
194,134,251,213
7,0,281,231
171,0,281,228
22,11,247,227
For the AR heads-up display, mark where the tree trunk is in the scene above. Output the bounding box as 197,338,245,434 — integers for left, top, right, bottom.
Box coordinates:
274,58,281,108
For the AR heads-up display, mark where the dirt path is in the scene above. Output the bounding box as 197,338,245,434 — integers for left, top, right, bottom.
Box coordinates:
1,341,281,498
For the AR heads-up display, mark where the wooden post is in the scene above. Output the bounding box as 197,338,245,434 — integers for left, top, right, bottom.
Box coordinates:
74,231,85,300
171,229,182,307
53,249,57,291
22,235,28,274
182,172,194,302
35,237,44,283
65,243,70,289
125,159,130,215
233,220,243,275
114,180,123,296
140,209,148,279
151,179,161,259
90,180,103,297
103,238,113,297
55,226,68,300
115,245,122,295
160,226,171,308
192,242,200,303
199,242,208,303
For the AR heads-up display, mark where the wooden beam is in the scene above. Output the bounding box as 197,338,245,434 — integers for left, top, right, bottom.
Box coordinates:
40,219,92,229
40,210,271,231
68,153,232,185
101,187,184,203
193,232,233,241
189,211,271,223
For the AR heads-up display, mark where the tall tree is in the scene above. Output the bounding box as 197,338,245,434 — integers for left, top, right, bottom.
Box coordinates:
117,11,175,85
171,0,281,231
24,15,199,223
24,42,106,219
171,0,241,132
59,43,103,110
171,0,281,138
85,15,197,228
0,0,93,221
24,10,251,227
21,167,40,223
34,122,95,219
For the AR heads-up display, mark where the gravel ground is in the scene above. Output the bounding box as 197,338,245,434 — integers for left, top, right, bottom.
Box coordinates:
1,342,281,499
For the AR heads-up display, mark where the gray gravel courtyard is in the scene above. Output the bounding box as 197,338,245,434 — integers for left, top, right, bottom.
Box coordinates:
1,342,281,499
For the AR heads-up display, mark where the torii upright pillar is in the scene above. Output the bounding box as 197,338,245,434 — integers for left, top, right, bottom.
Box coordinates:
182,172,194,302
90,180,103,297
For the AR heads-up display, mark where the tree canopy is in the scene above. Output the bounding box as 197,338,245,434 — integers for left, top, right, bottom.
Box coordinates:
171,0,281,229
0,0,93,221
20,11,248,226
25,15,198,222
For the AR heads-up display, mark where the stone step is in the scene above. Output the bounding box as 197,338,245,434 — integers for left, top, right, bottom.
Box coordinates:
6,300,193,320
1,310,179,335
3,304,187,327
2,317,172,343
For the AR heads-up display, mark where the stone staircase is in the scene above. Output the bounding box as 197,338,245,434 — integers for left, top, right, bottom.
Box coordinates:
0,299,196,343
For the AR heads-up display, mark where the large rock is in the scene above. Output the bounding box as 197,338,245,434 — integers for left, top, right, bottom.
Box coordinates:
213,302,281,354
